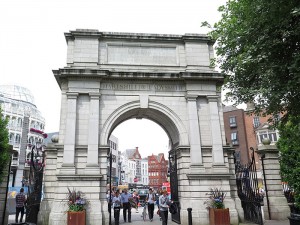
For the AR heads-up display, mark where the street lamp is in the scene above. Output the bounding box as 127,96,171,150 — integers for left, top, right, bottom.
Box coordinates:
26,141,45,224
118,161,122,185
107,149,113,225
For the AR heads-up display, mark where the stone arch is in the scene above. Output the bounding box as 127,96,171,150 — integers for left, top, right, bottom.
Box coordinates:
100,100,188,148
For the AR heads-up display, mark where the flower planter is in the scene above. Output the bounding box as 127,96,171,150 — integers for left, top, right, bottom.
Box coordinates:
67,211,86,225
209,208,230,225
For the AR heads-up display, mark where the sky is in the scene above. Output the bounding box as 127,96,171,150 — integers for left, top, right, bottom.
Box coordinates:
0,0,227,158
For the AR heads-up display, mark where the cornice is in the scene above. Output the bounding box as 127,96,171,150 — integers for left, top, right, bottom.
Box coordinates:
64,29,213,43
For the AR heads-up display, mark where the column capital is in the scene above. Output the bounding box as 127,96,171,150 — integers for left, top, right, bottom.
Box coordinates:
185,94,198,101
207,95,219,102
89,92,101,99
66,92,79,99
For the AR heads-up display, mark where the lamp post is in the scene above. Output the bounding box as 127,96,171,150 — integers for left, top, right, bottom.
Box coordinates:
26,141,45,224
118,161,122,185
107,149,113,225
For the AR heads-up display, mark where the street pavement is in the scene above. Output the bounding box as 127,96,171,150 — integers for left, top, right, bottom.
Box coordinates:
7,206,177,225
8,209,290,225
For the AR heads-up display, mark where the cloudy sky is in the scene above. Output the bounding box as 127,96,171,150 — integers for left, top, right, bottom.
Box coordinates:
0,0,227,157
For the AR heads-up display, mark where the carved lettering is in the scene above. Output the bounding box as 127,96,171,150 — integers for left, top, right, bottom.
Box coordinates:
100,83,184,91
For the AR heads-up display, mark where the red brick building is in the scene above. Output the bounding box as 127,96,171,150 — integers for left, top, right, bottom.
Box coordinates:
223,104,280,171
223,105,250,165
148,153,168,190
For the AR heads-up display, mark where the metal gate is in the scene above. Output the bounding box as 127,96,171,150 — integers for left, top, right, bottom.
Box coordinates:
235,147,264,225
169,149,181,224
25,142,45,224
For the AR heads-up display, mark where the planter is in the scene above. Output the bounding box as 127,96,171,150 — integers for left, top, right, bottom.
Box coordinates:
67,211,86,225
209,208,230,225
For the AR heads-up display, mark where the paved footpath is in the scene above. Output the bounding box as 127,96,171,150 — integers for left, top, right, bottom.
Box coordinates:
8,210,290,225
240,220,289,225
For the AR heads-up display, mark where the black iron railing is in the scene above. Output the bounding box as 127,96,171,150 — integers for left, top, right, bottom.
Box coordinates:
235,147,264,225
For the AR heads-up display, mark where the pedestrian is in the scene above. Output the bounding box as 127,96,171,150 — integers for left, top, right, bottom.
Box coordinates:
121,188,132,223
159,190,171,225
15,187,26,224
156,190,162,221
146,188,155,221
107,190,114,214
132,191,139,213
112,190,122,225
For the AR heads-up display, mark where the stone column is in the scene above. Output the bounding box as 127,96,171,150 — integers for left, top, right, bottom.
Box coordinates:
61,92,78,174
86,93,101,174
256,144,290,220
207,95,224,165
186,95,203,165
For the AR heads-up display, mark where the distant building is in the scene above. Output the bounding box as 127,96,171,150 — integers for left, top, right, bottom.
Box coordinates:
122,147,142,184
223,104,281,179
141,158,149,186
148,153,168,190
223,105,250,164
108,135,119,186
0,85,45,187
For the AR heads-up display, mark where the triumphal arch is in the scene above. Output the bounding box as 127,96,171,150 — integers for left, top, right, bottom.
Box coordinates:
39,29,241,225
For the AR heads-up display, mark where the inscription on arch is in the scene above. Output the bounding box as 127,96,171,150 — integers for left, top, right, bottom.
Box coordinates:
100,82,185,92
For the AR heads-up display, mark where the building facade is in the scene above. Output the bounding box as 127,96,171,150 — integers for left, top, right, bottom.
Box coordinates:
0,85,45,187
141,158,149,186
223,104,281,178
148,153,168,190
107,135,119,187
223,105,250,164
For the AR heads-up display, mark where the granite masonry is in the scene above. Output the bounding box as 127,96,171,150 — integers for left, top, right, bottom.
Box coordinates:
38,30,241,225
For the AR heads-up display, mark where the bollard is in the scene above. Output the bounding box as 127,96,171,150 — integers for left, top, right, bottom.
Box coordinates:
187,208,192,225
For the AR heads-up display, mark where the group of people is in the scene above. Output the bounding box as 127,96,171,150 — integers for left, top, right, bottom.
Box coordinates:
107,188,172,225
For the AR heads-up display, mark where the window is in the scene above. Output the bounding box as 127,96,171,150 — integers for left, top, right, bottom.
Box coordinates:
253,116,260,128
257,130,278,143
231,132,239,145
229,116,237,127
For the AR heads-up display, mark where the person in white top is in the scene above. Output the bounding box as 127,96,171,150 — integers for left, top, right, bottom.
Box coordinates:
146,188,156,221
112,190,122,225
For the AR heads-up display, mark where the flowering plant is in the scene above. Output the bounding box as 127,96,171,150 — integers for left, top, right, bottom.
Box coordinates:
66,188,87,212
204,188,226,209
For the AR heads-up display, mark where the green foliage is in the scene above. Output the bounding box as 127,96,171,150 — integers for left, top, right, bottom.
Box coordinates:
66,188,87,212
204,0,300,122
277,116,300,209
0,106,10,184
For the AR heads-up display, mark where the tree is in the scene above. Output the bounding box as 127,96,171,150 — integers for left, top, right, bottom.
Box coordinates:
204,0,300,121
0,106,10,184
203,0,300,211
277,116,300,210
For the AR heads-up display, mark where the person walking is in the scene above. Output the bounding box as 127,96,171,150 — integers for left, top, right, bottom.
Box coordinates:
107,190,114,214
121,188,132,223
146,188,155,221
15,187,26,224
112,190,122,225
159,190,171,225
132,191,139,213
